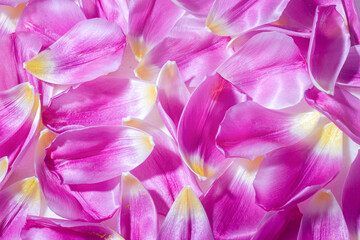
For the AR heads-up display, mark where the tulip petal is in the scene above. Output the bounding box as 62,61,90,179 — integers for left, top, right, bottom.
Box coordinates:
124,118,202,216
254,122,343,210
305,86,360,145
178,74,246,178
0,157,8,184
343,0,360,45
127,0,184,59
119,173,158,240
206,0,290,36
135,15,231,86
216,101,321,159
43,77,156,133
202,158,266,240
157,187,214,240
21,216,124,240
0,0,26,7
156,61,190,139
308,5,351,94
338,45,360,87
24,18,126,85
171,0,213,16
298,190,349,240
16,0,86,48
218,31,311,109
0,4,25,38
0,177,41,239
45,126,154,184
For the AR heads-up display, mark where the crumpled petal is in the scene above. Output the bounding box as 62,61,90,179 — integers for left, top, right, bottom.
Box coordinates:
35,130,121,222
177,74,246,178
254,122,343,210
305,86,360,145
218,31,311,109
124,118,202,216
24,18,126,85
45,125,154,184
308,5,351,94
157,187,214,240
127,0,184,59
171,0,213,16
16,0,86,48
21,216,125,240
135,15,232,87
0,4,25,38
156,61,190,139
202,158,266,240
0,177,41,240
337,45,360,87
298,190,349,240
43,77,156,133
206,0,290,36
216,101,321,159
119,173,158,240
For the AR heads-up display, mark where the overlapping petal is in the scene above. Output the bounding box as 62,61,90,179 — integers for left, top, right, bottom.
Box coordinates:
0,3,25,38
171,0,212,16
338,45,360,87
343,0,360,44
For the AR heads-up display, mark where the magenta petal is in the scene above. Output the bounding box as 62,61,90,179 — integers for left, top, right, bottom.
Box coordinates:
308,5,351,94
218,31,311,109
24,18,126,85
21,216,124,240
254,122,343,210
177,74,246,178
124,118,202,216
0,0,26,7
216,101,321,159
202,158,266,240
343,0,360,45
337,45,360,87
43,77,156,133
298,190,349,240
171,0,213,16
157,187,214,240
206,0,290,36
305,86,360,145
45,126,154,184
119,173,158,240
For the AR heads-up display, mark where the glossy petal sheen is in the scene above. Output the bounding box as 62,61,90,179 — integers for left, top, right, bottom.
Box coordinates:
24,18,126,85
308,5,351,94
216,101,321,159
21,216,124,240
298,190,349,240
157,187,214,240
171,0,213,16
45,126,154,184
338,46,360,87
206,0,290,36
43,77,156,133
177,74,245,178
119,173,158,240
202,158,266,240
218,31,311,109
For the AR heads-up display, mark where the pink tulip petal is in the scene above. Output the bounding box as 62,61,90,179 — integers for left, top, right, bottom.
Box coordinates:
156,61,190,139
124,118,202,216
135,15,232,86
254,122,343,210
218,31,311,109
43,77,156,133
206,0,290,36
157,187,214,240
305,86,360,145
0,4,25,38
338,46,360,87
308,5,351,94
298,190,349,240
343,0,360,45
0,0,26,7
177,74,246,178
202,158,266,240
171,0,213,16
216,101,321,159
252,207,302,240
0,177,41,239
119,173,158,240
24,18,126,85
0,157,8,184
127,0,184,59
45,126,154,184
21,216,125,240
35,130,120,221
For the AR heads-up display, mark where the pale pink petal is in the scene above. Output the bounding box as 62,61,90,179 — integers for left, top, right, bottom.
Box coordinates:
171,0,213,16
0,4,25,38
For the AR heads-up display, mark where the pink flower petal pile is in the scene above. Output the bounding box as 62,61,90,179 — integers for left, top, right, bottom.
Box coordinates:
1,0,360,239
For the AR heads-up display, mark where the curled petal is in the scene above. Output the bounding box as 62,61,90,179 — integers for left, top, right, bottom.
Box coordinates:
308,5,351,94
24,18,126,85
43,77,156,133
338,45,360,87
343,0,360,45
157,187,214,240
298,190,349,240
